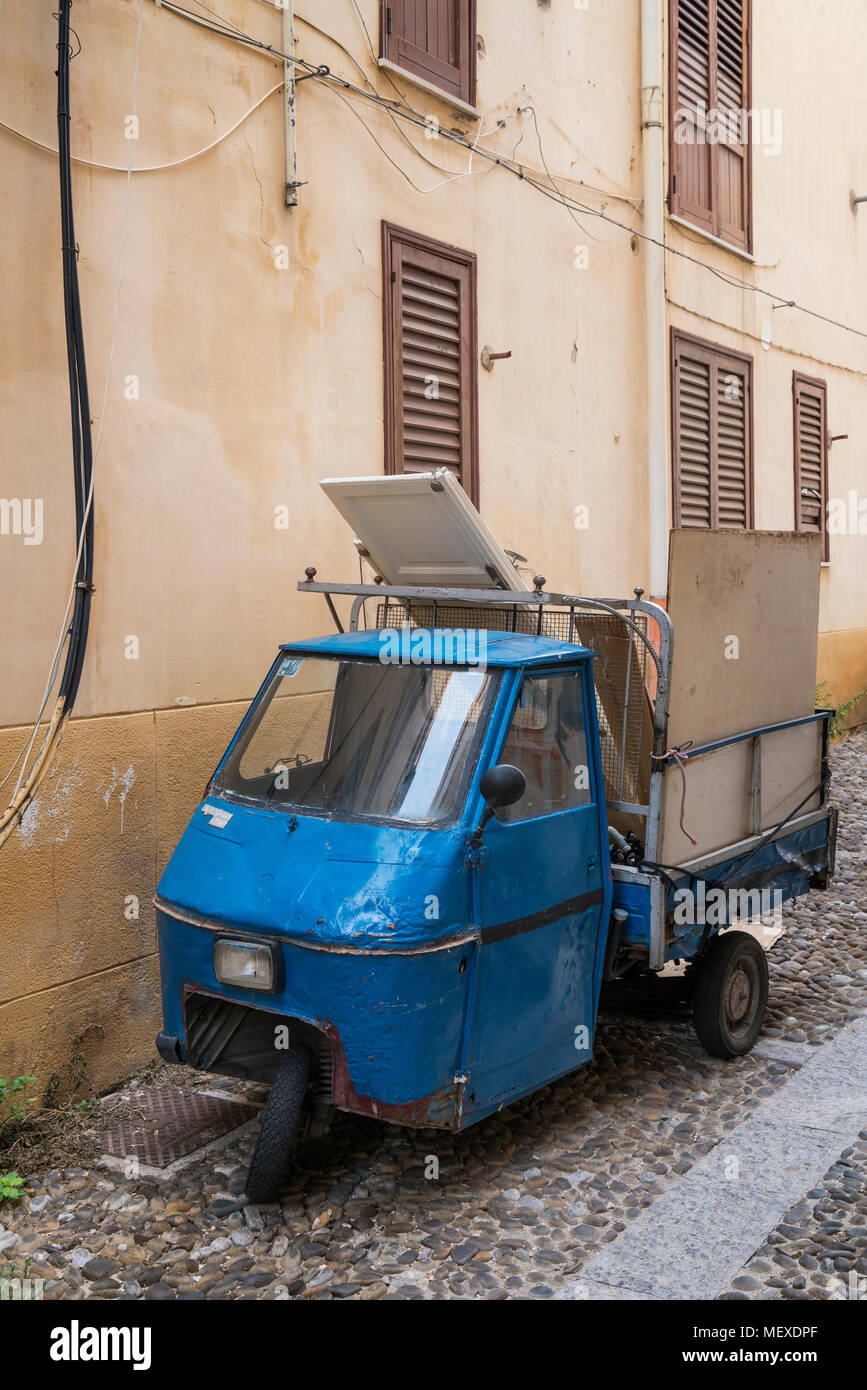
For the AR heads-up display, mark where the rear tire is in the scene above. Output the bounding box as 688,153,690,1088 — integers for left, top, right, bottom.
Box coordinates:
692,930,768,1059
244,1042,312,1205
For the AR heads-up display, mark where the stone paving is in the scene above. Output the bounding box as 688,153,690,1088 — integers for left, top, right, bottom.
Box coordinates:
1,732,865,1301
719,1128,867,1302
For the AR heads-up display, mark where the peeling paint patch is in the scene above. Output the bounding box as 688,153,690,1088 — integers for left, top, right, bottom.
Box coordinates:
101,765,136,833
18,759,84,847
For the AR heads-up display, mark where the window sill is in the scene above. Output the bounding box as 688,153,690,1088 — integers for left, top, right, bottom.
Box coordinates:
668,214,756,265
377,58,481,121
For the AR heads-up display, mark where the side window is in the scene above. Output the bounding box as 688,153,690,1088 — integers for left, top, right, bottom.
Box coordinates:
381,2,477,108
669,0,751,252
497,670,591,823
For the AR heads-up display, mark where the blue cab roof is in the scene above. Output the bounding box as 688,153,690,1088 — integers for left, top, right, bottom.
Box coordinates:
280,628,592,668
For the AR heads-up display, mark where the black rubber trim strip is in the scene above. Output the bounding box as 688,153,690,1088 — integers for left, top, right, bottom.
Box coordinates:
153,894,477,957
481,887,605,946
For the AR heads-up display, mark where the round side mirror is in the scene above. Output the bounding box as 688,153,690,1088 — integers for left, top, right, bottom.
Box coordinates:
479,763,526,810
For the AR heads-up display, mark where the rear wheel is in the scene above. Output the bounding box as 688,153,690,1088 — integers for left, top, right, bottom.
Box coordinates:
244,1042,312,1205
692,930,768,1059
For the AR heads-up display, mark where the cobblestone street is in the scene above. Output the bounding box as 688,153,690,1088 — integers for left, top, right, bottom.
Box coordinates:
3,733,865,1303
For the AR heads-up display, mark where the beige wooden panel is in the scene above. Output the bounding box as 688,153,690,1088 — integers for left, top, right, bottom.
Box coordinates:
660,743,752,863
658,717,824,864
666,530,822,747
760,719,824,824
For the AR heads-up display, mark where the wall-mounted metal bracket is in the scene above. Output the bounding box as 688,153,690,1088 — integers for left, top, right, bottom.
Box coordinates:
481,345,512,371
282,3,298,208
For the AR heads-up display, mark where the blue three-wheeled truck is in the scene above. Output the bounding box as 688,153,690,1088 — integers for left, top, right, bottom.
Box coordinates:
154,474,837,1202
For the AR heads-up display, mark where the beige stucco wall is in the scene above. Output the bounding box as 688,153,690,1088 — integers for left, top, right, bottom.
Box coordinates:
0,701,247,1095
1,0,864,1090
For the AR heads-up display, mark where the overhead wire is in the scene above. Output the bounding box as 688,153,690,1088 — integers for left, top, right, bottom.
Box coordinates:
295,2,641,208
0,82,285,172
305,68,867,337
295,7,513,187
188,0,253,42
148,1,867,344
301,7,640,207
346,0,419,108
170,2,644,206
0,5,634,208
524,103,619,245
333,46,500,196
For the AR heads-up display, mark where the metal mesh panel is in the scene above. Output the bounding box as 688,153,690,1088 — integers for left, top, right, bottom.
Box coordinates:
374,600,650,806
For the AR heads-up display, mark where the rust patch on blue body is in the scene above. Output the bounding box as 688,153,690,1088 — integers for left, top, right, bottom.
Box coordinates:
319,1019,459,1129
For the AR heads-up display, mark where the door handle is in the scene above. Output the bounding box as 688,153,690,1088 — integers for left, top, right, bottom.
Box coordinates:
587,853,598,873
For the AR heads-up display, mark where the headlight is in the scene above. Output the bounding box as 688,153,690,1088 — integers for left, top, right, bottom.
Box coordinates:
214,938,277,992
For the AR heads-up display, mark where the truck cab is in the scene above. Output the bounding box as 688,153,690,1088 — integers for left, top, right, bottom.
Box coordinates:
155,629,612,1136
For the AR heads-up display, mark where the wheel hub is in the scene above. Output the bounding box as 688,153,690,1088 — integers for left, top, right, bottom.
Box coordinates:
726,966,752,1023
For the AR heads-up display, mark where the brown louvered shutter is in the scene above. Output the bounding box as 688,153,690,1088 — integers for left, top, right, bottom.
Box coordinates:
673,347,713,527
669,0,751,251
382,223,479,505
793,373,829,561
714,0,749,248
382,1,476,106
670,0,714,236
672,330,753,529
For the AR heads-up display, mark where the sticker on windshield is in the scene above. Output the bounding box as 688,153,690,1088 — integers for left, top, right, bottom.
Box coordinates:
278,658,303,678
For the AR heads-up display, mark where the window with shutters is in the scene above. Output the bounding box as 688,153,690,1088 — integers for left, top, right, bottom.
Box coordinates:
382,222,479,506
380,1,476,107
671,330,754,529
669,0,752,251
793,373,829,561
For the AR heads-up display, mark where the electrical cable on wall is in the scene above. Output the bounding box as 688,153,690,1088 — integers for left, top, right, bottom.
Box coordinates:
310,77,867,343
9,15,844,339
294,6,639,206
145,0,867,346
0,0,93,843
0,82,284,173
0,0,144,847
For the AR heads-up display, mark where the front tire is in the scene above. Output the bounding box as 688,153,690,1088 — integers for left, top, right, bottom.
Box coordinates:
692,930,769,1059
244,1042,312,1205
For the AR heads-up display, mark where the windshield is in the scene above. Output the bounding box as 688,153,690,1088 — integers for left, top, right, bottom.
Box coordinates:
213,654,498,826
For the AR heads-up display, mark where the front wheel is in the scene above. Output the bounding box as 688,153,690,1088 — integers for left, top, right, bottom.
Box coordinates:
692,930,769,1059
244,1042,312,1205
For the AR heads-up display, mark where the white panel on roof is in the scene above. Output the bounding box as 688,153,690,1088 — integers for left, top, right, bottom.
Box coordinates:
319,469,529,590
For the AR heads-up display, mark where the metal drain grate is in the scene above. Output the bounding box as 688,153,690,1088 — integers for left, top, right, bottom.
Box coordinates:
98,1085,259,1169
